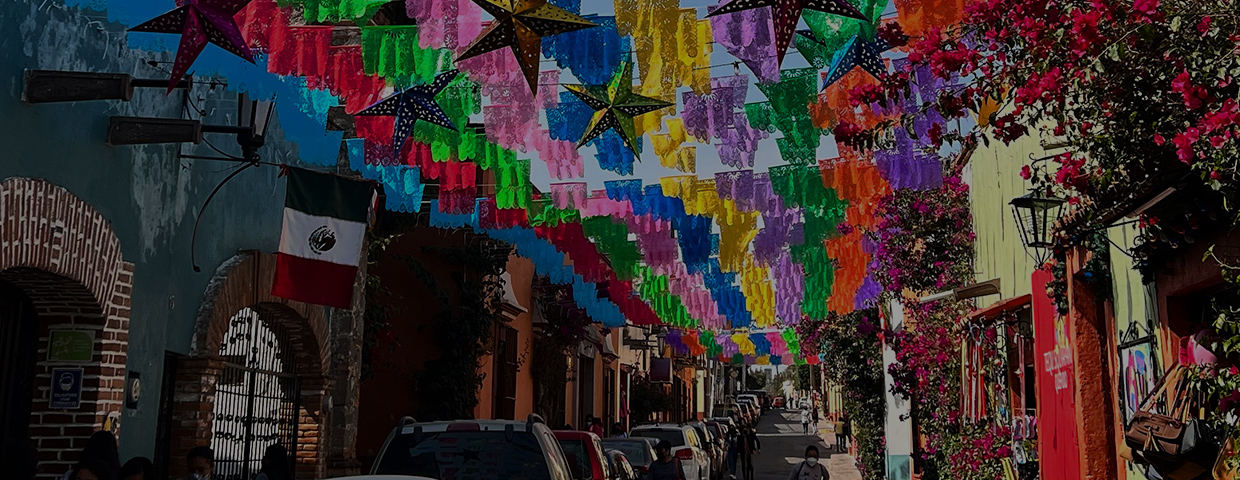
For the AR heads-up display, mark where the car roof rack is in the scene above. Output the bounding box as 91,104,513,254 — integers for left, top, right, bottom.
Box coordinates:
527,413,546,430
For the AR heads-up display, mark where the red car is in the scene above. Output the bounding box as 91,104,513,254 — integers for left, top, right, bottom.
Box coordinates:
555,430,613,480
773,397,785,408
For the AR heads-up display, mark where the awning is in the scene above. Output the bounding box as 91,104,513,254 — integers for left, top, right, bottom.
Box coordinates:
967,294,1032,322
499,271,528,319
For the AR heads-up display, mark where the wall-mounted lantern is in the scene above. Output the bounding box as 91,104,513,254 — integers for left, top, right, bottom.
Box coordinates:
1010,190,1065,264
23,70,190,103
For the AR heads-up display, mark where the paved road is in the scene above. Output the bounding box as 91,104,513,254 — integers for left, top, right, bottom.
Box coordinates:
748,409,862,480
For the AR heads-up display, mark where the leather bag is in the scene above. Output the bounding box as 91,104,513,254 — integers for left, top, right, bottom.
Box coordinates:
1125,367,1201,459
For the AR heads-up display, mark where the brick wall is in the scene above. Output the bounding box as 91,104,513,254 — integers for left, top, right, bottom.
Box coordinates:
0,177,133,479
168,251,334,480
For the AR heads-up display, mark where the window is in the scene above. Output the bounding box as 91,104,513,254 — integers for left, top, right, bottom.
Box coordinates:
375,431,554,480
493,325,519,419
631,429,685,447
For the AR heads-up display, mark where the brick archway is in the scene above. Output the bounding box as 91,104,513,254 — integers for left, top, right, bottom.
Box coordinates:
0,177,134,479
169,251,330,479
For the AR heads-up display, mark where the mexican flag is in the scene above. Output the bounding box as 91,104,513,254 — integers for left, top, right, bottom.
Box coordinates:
272,168,375,309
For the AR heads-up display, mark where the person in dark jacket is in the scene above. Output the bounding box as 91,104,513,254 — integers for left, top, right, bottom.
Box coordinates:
740,427,761,480
256,444,292,480
648,440,687,480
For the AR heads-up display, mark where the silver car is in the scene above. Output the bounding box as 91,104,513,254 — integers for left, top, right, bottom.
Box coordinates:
630,424,711,480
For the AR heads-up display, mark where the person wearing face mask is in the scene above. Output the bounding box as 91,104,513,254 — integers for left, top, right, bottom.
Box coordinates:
647,440,687,480
185,446,214,480
787,446,828,480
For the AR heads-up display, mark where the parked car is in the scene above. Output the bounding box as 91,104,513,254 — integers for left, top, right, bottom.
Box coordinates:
630,424,711,480
371,415,575,480
772,396,785,408
606,449,639,480
703,421,727,449
689,422,724,480
555,430,613,480
737,394,759,411
601,438,657,479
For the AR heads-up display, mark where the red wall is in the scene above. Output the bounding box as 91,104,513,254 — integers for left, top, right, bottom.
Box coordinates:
1033,269,1082,479
356,227,473,469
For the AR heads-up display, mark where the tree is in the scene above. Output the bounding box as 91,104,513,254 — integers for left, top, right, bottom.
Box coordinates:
744,368,769,391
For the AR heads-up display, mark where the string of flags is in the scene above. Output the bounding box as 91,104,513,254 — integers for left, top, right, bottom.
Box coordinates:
114,0,973,362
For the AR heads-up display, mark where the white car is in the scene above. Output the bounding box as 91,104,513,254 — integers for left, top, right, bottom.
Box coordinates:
370,415,575,480
630,424,712,480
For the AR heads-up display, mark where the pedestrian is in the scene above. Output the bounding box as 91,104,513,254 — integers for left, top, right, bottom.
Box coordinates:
255,444,292,480
741,427,760,480
562,423,574,430
726,425,739,478
811,406,819,428
185,446,213,480
800,408,810,434
71,458,117,480
648,440,686,480
837,415,851,454
584,415,595,432
787,445,828,480
590,417,605,437
3,438,40,480
119,457,155,480
63,431,121,480
612,422,627,438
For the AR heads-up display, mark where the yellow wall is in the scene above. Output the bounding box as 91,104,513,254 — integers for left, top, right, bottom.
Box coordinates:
966,133,1053,300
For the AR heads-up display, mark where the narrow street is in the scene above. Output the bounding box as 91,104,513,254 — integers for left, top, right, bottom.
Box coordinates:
750,410,862,480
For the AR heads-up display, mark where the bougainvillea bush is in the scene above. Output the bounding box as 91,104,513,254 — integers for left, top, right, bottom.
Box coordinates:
888,300,1013,480
869,176,976,294
800,309,887,479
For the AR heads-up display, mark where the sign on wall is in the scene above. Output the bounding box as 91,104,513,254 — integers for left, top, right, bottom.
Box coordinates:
1032,269,1081,479
48,330,94,363
50,367,83,409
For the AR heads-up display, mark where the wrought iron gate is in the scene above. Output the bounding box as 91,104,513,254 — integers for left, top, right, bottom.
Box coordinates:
211,308,300,480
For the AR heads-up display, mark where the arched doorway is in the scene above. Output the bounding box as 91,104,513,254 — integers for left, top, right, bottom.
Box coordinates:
211,306,302,480
0,279,38,441
166,252,331,480
0,178,133,479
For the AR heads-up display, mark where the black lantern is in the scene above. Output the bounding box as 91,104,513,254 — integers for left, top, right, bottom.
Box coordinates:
1010,190,1065,262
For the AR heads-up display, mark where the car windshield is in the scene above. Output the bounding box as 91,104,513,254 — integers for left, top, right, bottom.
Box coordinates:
374,430,552,480
557,439,592,479
601,440,652,466
631,429,685,447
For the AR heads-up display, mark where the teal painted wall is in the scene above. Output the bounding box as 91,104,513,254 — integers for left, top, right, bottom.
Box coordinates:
0,0,325,461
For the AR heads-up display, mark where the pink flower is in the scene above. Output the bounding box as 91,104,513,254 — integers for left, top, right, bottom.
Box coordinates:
1132,0,1159,14
1198,16,1212,35
1153,134,1166,145
1020,165,1032,179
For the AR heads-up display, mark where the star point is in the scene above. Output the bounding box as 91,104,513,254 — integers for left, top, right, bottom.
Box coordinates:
565,63,673,156
355,70,462,155
821,34,892,89
130,0,256,92
456,0,596,94
706,0,867,67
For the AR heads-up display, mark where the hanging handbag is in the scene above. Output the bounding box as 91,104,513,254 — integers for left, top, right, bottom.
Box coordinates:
1125,367,1201,458
1213,428,1240,480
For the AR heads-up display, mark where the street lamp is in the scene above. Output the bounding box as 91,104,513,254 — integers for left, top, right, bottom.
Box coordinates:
106,92,274,161
1010,190,1065,264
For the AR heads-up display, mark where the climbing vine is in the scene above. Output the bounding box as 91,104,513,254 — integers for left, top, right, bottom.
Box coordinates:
403,236,512,421
803,308,886,479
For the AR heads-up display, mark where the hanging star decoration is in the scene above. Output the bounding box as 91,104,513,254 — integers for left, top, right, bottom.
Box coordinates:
355,70,462,154
456,0,596,94
821,33,892,89
130,0,255,92
706,0,866,66
564,62,673,156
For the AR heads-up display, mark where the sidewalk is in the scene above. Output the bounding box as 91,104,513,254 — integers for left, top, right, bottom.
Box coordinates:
818,423,862,480
750,410,863,480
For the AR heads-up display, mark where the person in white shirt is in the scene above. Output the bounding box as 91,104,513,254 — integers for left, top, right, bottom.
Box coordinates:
800,408,810,434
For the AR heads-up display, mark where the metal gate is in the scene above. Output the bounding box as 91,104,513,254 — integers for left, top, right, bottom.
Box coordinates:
211,308,300,480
